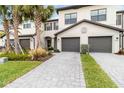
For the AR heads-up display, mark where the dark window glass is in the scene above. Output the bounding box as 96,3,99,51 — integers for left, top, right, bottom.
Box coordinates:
91,16,98,21
65,13,77,24
23,23,31,29
44,23,47,31
116,15,122,25
91,8,106,21
54,21,58,30
98,14,106,21
47,39,51,48
44,22,52,31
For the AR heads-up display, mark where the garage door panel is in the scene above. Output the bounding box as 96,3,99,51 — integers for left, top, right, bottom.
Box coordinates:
88,36,112,53
62,37,80,52
19,39,30,50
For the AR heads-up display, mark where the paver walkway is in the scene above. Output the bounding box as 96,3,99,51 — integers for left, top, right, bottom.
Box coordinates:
5,52,85,88
91,53,124,88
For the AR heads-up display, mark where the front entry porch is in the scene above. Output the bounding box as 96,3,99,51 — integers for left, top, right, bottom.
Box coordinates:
45,36,57,50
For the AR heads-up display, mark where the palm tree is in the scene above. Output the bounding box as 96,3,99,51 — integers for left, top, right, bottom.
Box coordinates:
22,5,54,48
11,5,23,54
0,5,11,52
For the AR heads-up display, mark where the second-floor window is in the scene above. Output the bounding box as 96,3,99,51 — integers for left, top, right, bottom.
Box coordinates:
44,21,58,31
91,8,107,21
116,14,122,25
54,21,58,30
23,23,31,29
65,13,77,24
44,22,52,31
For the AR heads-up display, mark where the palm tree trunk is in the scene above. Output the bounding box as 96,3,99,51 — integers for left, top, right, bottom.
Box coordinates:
14,27,20,54
13,12,20,54
3,20,10,52
34,13,42,48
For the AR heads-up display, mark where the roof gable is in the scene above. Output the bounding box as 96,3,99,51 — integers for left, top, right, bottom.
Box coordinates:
55,19,123,36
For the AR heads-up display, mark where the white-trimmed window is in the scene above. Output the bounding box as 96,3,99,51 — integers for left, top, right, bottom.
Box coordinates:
44,21,58,31
116,14,122,25
65,13,77,24
23,23,31,29
91,8,107,21
53,21,58,30
44,22,52,31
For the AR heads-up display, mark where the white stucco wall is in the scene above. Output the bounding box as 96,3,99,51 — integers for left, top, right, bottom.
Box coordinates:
58,5,122,30
57,22,121,53
9,21,36,35
1,21,36,49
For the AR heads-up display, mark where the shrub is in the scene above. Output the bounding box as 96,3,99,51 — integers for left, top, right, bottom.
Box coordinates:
0,52,31,61
81,44,89,54
29,48,48,60
116,49,124,55
48,47,54,50
54,49,60,53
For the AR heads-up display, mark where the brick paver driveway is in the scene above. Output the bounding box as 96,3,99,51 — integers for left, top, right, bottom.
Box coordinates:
90,53,124,87
5,52,85,88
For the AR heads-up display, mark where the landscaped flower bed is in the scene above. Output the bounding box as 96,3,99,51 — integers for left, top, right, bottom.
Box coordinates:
0,52,31,61
115,49,124,55
0,48,53,61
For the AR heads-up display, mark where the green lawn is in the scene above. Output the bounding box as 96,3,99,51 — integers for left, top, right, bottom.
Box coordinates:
81,54,117,88
0,61,41,87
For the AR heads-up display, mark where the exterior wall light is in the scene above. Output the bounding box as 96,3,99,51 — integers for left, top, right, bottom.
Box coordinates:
81,27,87,33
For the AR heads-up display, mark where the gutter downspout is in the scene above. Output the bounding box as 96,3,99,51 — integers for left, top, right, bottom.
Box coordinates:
32,36,35,49
122,13,124,50
33,37,35,49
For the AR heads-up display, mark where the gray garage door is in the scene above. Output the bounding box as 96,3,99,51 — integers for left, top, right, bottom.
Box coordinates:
62,37,80,52
88,36,112,53
19,39,30,50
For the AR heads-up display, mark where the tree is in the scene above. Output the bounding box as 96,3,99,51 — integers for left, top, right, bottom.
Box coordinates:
22,5,54,48
11,5,23,54
0,5,11,52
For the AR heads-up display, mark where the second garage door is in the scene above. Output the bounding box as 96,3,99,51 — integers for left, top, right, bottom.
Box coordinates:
62,37,80,52
88,36,112,53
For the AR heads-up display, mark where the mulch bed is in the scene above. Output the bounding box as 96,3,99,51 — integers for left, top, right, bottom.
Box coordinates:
40,54,53,62
115,53,124,55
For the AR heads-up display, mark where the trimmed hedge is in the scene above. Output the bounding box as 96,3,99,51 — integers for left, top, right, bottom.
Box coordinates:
0,53,31,61
81,44,89,54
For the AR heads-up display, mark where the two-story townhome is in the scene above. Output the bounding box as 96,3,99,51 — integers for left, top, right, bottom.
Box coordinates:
42,5,124,53
1,20,36,50
1,5,124,53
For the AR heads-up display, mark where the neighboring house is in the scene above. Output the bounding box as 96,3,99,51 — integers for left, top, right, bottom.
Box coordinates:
1,21,35,50
1,5,124,53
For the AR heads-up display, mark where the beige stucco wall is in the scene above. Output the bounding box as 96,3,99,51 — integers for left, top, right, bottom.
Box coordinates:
57,22,121,53
58,5,122,30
